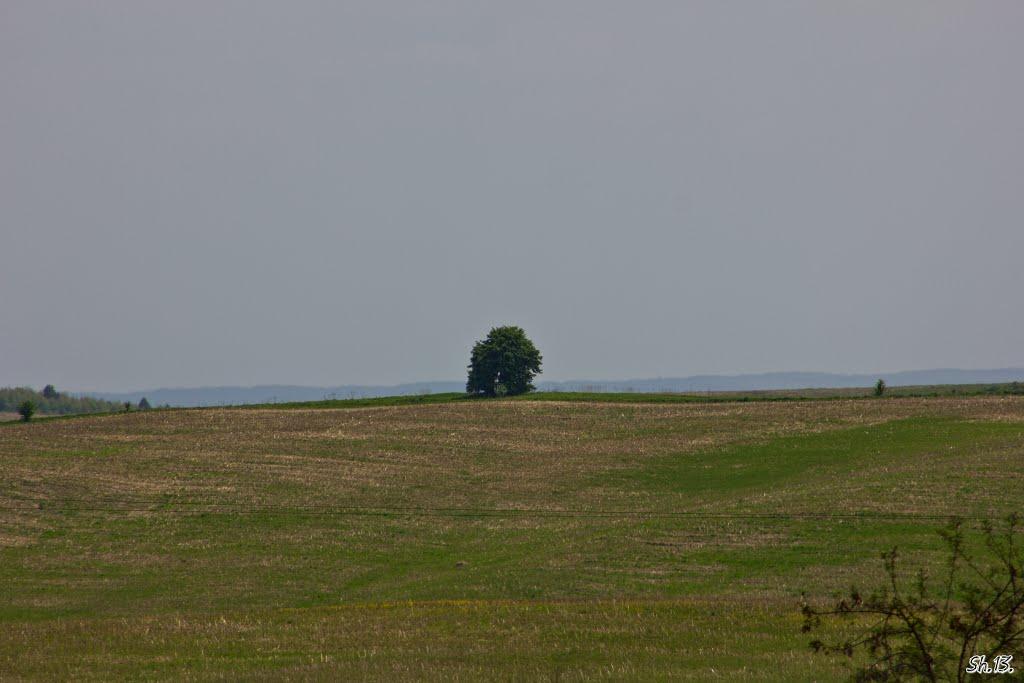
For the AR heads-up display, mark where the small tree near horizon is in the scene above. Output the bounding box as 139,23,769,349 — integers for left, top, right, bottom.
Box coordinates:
42,384,58,400
18,400,36,422
466,326,542,397
138,397,152,410
874,379,886,397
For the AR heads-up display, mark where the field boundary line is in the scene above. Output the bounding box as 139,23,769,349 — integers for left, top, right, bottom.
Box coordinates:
0,500,987,521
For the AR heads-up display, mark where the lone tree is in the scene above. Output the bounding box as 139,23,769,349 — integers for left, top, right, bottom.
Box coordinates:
874,379,886,397
42,384,58,400
17,400,36,422
138,397,152,410
466,325,542,397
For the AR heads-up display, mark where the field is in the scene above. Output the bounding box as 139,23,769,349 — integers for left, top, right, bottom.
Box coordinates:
2,395,1024,680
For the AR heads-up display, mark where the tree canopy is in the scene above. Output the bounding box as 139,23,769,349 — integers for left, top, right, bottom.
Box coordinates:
466,326,542,397
0,387,120,416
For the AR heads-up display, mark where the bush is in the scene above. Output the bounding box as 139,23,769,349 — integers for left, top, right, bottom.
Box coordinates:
17,400,36,422
803,516,1024,681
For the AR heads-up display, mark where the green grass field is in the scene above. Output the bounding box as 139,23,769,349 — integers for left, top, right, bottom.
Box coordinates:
2,395,1023,680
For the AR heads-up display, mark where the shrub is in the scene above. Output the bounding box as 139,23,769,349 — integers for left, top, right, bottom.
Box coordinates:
17,400,36,422
802,516,1024,682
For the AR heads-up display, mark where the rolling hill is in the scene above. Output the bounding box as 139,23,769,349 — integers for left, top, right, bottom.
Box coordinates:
2,392,1023,678
85,367,1024,406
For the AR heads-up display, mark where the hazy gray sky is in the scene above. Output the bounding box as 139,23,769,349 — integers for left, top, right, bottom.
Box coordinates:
2,2,1022,392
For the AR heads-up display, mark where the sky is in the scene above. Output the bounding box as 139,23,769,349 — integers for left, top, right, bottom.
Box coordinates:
2,2,1023,392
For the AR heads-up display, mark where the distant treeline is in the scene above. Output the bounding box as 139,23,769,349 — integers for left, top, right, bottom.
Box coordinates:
0,386,122,415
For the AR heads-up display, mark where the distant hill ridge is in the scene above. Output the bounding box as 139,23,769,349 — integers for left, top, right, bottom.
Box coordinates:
85,368,1024,407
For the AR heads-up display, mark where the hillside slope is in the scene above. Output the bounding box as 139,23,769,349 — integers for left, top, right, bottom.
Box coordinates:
2,396,1023,679
87,367,1024,406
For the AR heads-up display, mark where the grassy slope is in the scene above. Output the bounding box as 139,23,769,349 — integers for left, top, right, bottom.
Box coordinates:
268,381,1024,409
6,381,1022,423
1,397,1023,680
